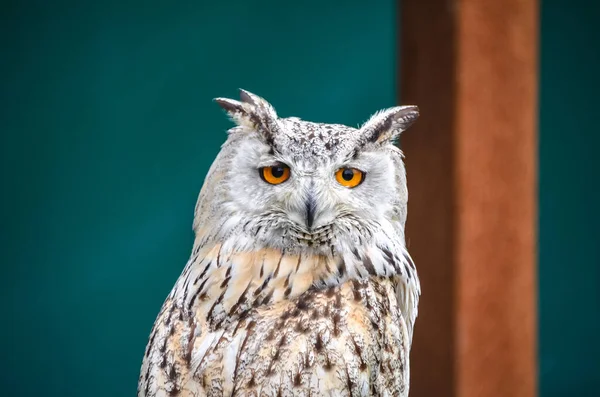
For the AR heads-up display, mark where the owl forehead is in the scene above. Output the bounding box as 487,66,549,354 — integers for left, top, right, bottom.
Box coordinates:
273,118,359,163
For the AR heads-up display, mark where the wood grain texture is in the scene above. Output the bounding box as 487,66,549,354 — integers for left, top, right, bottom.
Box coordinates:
399,1,538,396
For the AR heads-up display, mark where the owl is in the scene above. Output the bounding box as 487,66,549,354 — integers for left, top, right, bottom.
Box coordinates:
138,89,421,397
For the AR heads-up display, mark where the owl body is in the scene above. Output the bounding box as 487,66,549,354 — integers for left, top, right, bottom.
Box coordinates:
139,90,420,397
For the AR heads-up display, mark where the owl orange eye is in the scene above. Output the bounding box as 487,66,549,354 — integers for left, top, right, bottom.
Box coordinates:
259,164,290,185
335,167,365,188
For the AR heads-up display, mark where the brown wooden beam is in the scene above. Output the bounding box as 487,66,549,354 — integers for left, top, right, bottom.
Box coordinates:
398,1,457,396
399,1,538,397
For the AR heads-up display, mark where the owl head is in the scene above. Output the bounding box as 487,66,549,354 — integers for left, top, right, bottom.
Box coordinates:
193,89,418,256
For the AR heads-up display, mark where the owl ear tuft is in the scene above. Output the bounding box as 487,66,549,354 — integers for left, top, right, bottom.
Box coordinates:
359,105,419,145
238,89,266,107
214,89,280,144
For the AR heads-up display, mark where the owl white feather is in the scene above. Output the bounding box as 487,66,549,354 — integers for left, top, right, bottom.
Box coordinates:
138,89,420,397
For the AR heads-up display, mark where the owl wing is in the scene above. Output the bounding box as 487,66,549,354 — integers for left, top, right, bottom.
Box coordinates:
395,248,420,345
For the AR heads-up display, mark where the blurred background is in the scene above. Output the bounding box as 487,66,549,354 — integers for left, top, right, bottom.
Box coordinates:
0,1,598,396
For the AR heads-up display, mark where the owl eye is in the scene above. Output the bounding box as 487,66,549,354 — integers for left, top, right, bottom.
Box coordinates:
335,167,365,188
259,164,291,185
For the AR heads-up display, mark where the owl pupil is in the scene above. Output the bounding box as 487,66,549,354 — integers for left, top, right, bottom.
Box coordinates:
271,166,285,178
342,168,354,181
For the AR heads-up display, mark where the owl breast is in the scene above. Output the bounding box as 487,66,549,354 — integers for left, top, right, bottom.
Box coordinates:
138,247,412,397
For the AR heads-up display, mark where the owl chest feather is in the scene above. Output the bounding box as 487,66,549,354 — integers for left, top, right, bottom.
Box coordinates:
139,245,414,397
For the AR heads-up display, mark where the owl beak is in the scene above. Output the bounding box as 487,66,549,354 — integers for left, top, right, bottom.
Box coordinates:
305,192,317,231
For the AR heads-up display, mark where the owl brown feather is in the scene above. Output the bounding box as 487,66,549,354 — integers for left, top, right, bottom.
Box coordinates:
139,245,411,396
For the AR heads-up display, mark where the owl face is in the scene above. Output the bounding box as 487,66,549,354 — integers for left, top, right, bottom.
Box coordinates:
195,90,418,255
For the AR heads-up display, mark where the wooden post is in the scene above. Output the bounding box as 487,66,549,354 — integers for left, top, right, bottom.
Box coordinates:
399,1,538,397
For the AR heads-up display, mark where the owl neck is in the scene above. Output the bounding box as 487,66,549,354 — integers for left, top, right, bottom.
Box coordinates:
174,229,417,332
191,210,413,278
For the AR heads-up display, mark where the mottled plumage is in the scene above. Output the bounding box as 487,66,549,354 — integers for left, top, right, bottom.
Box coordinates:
139,90,420,396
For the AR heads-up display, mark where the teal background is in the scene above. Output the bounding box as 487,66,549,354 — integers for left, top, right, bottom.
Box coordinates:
4,1,600,396
539,1,600,396
0,1,396,396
